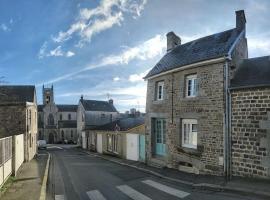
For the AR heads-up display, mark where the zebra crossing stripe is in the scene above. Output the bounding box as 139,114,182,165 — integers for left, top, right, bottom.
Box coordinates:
86,190,107,200
117,185,152,200
142,180,190,198
55,195,65,200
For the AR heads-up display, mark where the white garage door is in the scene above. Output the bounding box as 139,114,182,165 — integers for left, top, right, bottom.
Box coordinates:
126,133,139,161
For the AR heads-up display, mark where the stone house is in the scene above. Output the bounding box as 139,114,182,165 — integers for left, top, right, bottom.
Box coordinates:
77,96,119,148
230,56,270,178
144,10,248,176
38,85,78,144
0,85,37,162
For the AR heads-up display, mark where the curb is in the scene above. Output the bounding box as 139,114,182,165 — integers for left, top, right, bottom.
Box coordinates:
39,153,51,200
82,150,270,199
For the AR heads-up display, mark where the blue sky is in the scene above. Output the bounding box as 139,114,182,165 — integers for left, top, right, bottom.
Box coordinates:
0,0,269,112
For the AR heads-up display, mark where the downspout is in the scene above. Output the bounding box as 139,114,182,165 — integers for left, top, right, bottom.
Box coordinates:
171,73,174,124
224,29,245,181
224,59,230,181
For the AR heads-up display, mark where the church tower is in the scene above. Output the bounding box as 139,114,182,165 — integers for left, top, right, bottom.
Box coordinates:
42,85,54,105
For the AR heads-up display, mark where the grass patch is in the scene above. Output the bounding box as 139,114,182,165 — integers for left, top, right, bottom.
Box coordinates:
0,176,16,196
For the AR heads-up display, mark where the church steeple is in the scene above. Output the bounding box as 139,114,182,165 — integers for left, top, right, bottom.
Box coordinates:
43,85,54,105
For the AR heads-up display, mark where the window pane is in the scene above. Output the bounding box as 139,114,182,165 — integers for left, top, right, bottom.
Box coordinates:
192,124,197,132
162,119,166,143
192,132,197,146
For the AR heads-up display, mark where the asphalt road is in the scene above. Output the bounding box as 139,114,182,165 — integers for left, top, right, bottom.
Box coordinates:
46,145,264,200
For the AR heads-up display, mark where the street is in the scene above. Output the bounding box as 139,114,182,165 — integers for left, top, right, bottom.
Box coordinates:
45,145,263,200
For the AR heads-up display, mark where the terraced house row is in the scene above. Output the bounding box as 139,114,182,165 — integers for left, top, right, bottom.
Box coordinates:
144,10,270,179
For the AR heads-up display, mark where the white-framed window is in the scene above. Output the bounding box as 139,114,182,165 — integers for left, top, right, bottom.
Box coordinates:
182,119,197,149
156,81,164,100
186,74,198,97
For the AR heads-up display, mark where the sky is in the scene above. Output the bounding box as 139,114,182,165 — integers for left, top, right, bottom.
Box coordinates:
0,0,270,112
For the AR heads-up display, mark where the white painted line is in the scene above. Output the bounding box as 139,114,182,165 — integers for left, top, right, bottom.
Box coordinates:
47,146,63,149
142,180,190,198
39,153,50,200
117,185,152,200
55,195,65,200
86,190,106,200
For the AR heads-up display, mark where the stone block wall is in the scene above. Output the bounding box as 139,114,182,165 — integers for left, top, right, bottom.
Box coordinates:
0,104,26,138
145,62,226,175
231,87,270,178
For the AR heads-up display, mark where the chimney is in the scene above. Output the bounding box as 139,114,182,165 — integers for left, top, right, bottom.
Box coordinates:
166,31,181,52
236,10,246,32
109,99,113,105
80,95,83,101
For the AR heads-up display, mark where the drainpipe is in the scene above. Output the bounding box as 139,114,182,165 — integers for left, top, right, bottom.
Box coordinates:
224,56,232,181
171,73,174,124
224,29,245,181
224,59,229,181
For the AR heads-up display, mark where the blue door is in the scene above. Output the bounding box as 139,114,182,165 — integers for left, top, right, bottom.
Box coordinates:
139,135,145,161
155,119,166,156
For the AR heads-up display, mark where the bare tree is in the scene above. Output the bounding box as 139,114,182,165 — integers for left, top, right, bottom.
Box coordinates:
0,76,8,85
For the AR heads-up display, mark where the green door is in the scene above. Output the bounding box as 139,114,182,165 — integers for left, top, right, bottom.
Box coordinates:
155,119,166,156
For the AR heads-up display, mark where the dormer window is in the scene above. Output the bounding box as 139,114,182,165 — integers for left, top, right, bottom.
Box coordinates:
186,74,198,97
156,81,164,101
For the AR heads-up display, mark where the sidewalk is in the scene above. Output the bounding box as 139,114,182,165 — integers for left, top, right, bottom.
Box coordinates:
81,149,270,199
0,153,48,200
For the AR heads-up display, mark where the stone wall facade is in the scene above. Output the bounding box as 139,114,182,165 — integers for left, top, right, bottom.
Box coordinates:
0,103,26,138
145,61,226,175
231,87,270,178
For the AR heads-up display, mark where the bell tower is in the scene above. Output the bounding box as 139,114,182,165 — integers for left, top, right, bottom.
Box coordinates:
42,85,54,105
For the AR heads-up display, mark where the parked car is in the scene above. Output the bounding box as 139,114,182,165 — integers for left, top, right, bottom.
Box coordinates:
37,140,47,149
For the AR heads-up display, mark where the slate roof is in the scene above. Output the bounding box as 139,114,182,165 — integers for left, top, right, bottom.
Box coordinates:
38,105,44,112
0,85,35,103
81,99,117,112
230,56,270,89
93,117,145,131
145,28,241,78
37,104,77,112
57,105,77,112
58,120,77,128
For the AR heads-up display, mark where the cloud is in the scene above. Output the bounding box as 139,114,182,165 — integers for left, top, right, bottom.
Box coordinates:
52,0,147,47
66,51,75,57
128,69,150,82
248,37,270,57
0,23,10,32
57,81,147,112
38,43,75,58
37,34,166,86
113,77,120,81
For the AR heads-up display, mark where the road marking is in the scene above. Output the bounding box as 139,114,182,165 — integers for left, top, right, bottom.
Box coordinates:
55,195,65,200
117,185,152,200
47,146,63,149
86,190,106,200
142,180,190,198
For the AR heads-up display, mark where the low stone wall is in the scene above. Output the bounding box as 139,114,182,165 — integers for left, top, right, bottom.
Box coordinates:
231,87,270,178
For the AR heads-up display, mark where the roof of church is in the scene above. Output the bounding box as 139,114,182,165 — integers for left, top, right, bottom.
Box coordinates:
38,104,77,112
231,56,270,89
145,28,241,78
58,120,77,128
0,85,35,103
91,117,145,131
57,105,77,112
81,99,117,112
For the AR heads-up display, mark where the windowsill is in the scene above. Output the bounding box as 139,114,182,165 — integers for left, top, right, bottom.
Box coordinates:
153,100,164,104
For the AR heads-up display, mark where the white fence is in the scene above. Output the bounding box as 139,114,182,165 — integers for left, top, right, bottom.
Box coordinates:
0,136,12,187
